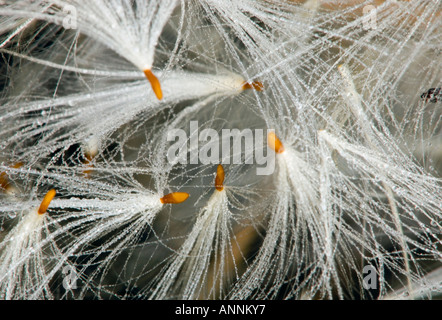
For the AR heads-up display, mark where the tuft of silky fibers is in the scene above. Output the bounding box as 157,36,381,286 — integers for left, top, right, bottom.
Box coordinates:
0,0,441,300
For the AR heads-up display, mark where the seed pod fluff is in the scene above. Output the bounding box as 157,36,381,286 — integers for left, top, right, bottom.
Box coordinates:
0,0,440,300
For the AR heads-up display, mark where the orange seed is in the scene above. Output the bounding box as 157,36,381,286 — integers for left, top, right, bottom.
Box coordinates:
144,69,163,100
160,192,189,204
268,132,285,154
242,81,264,91
215,164,225,191
38,189,56,215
